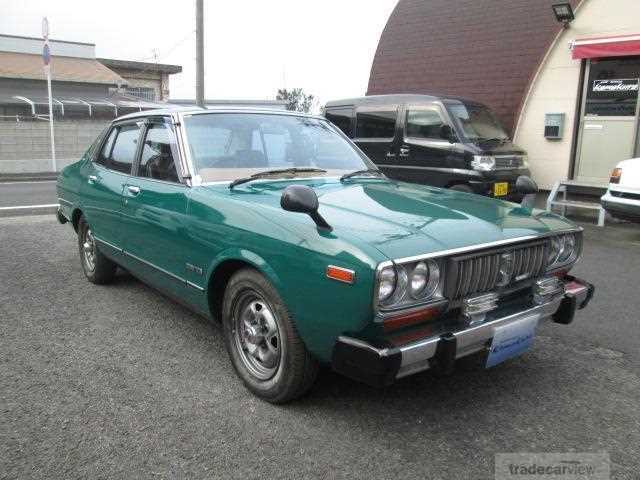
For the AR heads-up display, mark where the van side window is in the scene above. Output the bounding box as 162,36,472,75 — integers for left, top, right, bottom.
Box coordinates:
356,110,397,139
325,108,353,137
138,123,180,183
405,109,445,140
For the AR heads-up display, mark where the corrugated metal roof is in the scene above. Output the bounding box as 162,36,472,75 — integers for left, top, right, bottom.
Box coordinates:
0,51,126,86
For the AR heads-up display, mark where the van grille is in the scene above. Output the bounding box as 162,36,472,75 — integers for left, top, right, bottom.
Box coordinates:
451,242,547,299
495,155,523,169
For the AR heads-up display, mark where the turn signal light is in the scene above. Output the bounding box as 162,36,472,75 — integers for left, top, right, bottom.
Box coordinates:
383,306,442,332
326,265,355,284
610,168,622,184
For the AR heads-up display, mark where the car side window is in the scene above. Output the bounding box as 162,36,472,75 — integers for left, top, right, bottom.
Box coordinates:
109,125,141,174
356,110,397,139
138,123,180,183
405,108,445,140
95,128,117,167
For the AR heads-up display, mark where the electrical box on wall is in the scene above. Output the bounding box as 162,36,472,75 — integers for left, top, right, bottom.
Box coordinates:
544,113,565,140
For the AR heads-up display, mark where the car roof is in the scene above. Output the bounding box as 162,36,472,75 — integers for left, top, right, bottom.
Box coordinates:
325,94,483,108
114,106,324,122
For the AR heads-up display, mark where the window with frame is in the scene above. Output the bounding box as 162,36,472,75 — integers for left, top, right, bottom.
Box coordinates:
97,124,141,174
355,110,397,138
325,108,353,137
405,108,445,139
138,123,180,182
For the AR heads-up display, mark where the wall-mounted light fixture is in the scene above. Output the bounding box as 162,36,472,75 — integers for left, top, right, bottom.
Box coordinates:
552,2,575,28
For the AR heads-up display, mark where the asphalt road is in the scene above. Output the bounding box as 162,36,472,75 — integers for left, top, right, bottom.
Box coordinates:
1,215,639,479
0,181,58,217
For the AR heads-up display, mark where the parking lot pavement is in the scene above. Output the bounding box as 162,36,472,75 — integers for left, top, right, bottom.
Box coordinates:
1,215,639,480
0,181,58,217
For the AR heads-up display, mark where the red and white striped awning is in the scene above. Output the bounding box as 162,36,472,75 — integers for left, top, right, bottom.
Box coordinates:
572,34,640,60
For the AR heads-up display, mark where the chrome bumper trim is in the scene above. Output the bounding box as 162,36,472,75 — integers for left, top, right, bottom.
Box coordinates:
396,296,563,378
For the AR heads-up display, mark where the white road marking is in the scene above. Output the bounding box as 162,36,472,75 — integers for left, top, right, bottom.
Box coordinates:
0,204,58,211
0,180,57,185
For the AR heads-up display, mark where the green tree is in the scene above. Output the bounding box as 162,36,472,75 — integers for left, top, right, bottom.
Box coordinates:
276,88,315,113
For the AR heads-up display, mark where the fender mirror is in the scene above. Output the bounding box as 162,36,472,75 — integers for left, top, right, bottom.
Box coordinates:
281,185,332,231
516,176,538,209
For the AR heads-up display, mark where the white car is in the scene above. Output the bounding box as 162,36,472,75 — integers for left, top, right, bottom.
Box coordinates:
601,157,640,223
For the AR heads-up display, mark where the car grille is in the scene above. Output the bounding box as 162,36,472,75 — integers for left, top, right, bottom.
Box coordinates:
495,155,523,169
450,241,547,299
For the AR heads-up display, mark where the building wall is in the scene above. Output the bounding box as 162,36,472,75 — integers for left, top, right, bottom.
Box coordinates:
109,66,164,101
514,0,640,189
0,119,108,173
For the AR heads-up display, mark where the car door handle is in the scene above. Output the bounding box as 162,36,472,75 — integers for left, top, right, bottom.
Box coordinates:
88,175,98,184
127,185,141,196
399,147,410,157
386,152,396,158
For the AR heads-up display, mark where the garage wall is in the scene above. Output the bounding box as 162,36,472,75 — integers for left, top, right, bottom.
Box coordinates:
514,0,640,189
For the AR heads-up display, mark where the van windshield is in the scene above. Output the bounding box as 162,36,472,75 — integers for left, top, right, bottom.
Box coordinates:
183,112,372,183
446,103,509,142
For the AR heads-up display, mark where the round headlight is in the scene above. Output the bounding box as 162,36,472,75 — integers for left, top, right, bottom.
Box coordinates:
409,260,440,299
557,234,575,263
409,262,428,297
548,236,562,265
378,266,397,302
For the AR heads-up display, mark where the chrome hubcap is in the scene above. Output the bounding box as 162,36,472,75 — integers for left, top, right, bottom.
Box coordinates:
233,293,281,380
83,228,96,272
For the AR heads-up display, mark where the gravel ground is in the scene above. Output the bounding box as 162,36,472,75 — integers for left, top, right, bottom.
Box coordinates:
1,215,639,479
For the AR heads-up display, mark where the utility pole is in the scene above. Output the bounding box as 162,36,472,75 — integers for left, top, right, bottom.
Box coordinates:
195,0,205,108
42,17,56,172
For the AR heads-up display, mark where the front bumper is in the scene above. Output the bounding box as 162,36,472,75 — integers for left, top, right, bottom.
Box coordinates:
332,276,594,387
601,191,640,222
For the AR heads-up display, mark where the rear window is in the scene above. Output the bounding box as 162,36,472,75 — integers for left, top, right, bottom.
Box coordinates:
356,110,397,139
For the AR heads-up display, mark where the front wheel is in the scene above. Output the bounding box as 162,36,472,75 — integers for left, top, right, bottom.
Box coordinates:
222,268,318,403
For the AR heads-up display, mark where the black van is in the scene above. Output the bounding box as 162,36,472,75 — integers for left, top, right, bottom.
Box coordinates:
325,94,530,199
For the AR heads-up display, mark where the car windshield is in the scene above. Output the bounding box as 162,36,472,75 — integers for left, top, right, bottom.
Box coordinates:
183,112,372,183
446,103,509,142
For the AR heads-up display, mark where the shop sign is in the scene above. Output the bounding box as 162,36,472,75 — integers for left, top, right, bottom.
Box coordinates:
592,79,639,93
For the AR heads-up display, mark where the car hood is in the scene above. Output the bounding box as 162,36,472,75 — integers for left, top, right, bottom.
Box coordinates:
205,178,576,261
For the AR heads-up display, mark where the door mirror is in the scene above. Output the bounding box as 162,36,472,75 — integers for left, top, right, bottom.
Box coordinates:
281,185,332,231
515,175,538,195
439,124,455,143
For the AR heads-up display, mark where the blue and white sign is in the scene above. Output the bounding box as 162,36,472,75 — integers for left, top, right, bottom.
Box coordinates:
486,315,539,368
42,43,51,66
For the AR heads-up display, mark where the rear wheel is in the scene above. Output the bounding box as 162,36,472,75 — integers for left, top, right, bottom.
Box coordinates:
222,268,318,403
77,215,117,284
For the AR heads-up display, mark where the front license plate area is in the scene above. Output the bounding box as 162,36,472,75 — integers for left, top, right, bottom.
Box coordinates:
486,315,539,368
494,182,509,196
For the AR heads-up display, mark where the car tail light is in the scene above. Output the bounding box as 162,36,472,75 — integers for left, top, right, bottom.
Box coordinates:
610,167,622,184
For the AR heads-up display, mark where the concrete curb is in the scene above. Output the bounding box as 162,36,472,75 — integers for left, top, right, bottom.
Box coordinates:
0,172,58,182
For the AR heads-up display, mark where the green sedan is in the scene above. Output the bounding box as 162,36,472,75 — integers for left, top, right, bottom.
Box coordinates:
56,108,594,403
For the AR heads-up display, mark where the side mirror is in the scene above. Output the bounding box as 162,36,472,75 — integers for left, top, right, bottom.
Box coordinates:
516,175,538,195
516,175,538,209
440,124,456,143
281,185,332,231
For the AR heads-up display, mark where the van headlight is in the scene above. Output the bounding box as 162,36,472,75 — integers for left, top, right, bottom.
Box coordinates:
471,155,496,171
377,259,442,309
547,232,582,271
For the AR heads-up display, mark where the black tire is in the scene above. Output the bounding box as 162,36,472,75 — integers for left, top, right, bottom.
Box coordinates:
449,183,474,194
77,215,117,284
222,268,319,403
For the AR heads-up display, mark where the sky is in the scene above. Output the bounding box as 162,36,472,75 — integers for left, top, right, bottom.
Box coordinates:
0,0,398,110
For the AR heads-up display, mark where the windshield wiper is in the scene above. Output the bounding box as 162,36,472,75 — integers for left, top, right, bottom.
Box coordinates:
477,137,508,146
340,169,386,182
229,167,327,189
